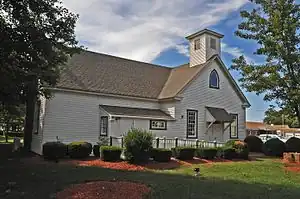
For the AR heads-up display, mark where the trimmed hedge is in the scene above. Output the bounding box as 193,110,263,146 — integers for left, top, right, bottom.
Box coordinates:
222,147,236,160
93,145,100,157
196,148,218,160
151,148,172,162
124,128,153,163
68,141,92,159
263,138,285,157
172,147,195,160
244,136,263,152
285,137,300,153
43,142,67,160
100,146,122,162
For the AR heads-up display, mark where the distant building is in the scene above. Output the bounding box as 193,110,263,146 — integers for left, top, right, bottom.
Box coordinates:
246,121,300,138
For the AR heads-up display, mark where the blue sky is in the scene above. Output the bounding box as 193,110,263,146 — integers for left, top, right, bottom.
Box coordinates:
63,0,273,122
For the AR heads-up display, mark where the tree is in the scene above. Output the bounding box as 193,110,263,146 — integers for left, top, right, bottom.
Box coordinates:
0,104,25,142
0,0,81,150
264,106,299,127
230,0,300,125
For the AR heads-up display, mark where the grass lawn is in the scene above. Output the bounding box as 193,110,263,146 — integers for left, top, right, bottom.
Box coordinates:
0,157,300,199
0,135,14,143
0,135,23,143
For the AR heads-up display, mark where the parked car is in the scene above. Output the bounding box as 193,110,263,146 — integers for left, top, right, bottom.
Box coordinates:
258,134,288,143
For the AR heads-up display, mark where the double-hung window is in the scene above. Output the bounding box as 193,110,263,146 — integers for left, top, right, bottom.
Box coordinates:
187,110,198,138
230,114,238,138
100,116,108,136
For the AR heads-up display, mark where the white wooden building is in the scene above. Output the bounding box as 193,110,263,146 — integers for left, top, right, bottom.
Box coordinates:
31,29,250,154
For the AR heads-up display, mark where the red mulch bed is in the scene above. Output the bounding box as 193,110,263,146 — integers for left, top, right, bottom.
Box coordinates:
73,160,145,171
66,157,252,171
56,181,151,199
283,161,300,173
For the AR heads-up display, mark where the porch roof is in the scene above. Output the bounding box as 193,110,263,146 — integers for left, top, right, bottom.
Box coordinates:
99,105,175,120
206,106,234,122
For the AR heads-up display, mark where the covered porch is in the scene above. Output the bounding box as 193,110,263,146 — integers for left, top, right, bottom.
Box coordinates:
99,105,174,137
205,106,236,142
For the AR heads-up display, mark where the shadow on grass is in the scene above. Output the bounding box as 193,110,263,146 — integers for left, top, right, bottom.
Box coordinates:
0,158,299,199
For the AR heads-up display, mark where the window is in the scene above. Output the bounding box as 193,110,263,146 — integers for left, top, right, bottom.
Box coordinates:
230,114,238,138
194,38,201,50
150,120,167,130
187,110,198,138
209,69,219,88
100,116,108,136
210,37,217,50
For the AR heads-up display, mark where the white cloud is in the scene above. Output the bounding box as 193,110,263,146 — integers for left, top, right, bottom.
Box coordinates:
221,42,254,63
62,0,248,62
175,44,189,57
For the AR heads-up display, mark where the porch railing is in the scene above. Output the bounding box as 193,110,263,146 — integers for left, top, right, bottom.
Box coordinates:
108,136,225,149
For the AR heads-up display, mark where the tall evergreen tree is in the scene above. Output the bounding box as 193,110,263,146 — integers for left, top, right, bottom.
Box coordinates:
231,0,300,126
0,0,81,150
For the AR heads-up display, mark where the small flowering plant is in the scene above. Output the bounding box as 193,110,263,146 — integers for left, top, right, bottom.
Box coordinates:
225,140,249,159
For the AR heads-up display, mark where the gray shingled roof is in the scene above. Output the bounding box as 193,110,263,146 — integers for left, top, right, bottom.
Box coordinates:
100,105,174,120
206,106,233,122
58,51,171,99
57,50,249,105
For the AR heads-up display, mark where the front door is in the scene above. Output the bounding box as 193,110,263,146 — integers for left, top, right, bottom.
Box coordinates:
206,123,224,141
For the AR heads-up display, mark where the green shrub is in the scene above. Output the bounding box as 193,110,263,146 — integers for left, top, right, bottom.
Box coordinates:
263,138,285,157
196,148,218,160
93,145,100,157
151,148,172,162
172,147,195,160
100,146,122,162
93,137,110,157
43,142,67,160
244,136,263,152
221,147,236,160
285,137,300,153
68,141,92,159
124,128,153,163
225,140,249,159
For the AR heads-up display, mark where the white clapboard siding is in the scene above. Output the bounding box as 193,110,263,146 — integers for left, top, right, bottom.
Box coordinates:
42,91,160,146
189,36,206,67
31,96,46,154
167,59,246,141
160,102,176,118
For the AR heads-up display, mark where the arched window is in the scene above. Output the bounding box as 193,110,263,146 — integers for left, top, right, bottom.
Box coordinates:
209,69,219,89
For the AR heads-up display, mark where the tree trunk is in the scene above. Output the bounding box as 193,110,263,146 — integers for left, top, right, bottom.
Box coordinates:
23,82,37,151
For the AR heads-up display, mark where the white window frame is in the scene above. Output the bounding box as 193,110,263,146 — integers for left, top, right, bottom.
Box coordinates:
187,110,198,138
150,120,167,130
100,116,108,136
209,69,219,89
194,38,201,50
230,114,238,139
210,37,217,50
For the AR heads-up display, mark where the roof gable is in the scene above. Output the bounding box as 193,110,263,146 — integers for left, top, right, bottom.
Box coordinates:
168,55,250,106
57,51,250,106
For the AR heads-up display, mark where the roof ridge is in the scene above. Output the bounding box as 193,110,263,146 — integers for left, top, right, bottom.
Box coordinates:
84,50,172,70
